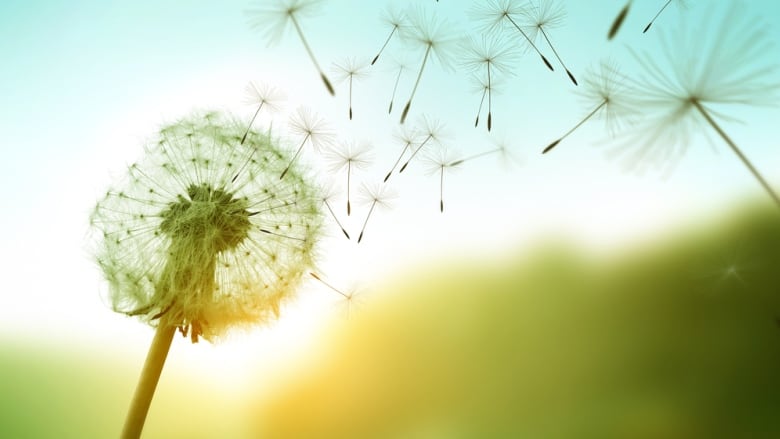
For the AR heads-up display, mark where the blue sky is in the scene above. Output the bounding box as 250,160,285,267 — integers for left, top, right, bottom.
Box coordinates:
1,0,779,379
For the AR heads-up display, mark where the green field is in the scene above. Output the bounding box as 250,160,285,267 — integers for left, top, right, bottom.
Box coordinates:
3,203,780,438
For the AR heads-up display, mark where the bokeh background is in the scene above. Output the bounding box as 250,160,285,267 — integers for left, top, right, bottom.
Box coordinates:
2,0,780,437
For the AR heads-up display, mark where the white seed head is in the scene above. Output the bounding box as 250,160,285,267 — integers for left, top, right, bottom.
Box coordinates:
90,112,324,341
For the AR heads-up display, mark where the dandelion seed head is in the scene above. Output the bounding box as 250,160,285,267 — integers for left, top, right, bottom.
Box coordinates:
524,0,566,35
380,5,407,32
580,59,635,136
246,0,323,45
288,107,335,152
614,2,780,175
423,145,461,176
244,81,284,112
470,0,529,35
331,57,370,84
460,34,520,75
401,6,459,70
90,112,324,341
324,141,373,174
468,71,506,96
416,115,446,143
358,183,396,209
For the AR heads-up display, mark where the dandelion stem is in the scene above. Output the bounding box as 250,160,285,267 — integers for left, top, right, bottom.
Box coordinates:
385,142,412,182
474,87,487,128
450,148,502,166
400,134,434,173
439,166,445,212
324,199,350,239
121,322,175,439
539,28,577,85
388,67,403,114
643,0,672,33
290,14,335,95
693,100,780,210
542,100,606,153
280,134,310,179
487,63,493,131
241,102,265,145
357,199,377,243
310,272,350,299
505,14,554,71
401,45,432,124
372,27,398,65
347,161,352,215
348,76,354,120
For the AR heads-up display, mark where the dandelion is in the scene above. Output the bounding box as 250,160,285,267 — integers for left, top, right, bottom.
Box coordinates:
470,0,554,72
643,0,687,34
331,57,369,120
423,146,461,212
242,81,283,144
370,6,406,66
461,35,518,131
356,183,395,243
524,0,577,85
89,112,323,438
322,185,350,239
324,141,373,215
281,107,334,179
618,2,780,208
384,125,418,182
398,6,457,124
386,55,413,114
399,116,444,174
309,272,363,319
543,60,632,154
449,141,515,167
246,0,335,95
608,0,632,40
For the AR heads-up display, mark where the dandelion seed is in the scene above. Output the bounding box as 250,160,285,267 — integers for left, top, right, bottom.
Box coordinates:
89,112,323,437
321,186,350,239
643,0,687,34
424,146,461,212
371,6,406,66
449,141,513,167
310,272,363,319
356,183,395,243
399,116,444,174
617,2,780,208
608,0,631,40
241,81,284,145
246,0,335,95
386,55,413,114
281,107,334,179
331,57,369,120
461,35,518,131
524,0,577,85
398,6,457,124
384,126,418,182
324,141,373,216
470,0,554,72
543,60,632,154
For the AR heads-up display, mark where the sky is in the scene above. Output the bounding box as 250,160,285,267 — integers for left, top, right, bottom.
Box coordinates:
1,0,779,394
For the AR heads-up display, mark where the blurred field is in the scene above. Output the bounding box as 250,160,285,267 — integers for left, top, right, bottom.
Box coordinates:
253,203,780,438
3,202,780,438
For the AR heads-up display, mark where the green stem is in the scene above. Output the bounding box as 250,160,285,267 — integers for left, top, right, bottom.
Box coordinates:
693,100,780,210
121,323,176,439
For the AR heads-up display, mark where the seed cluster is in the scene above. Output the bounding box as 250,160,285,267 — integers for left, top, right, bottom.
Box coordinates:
90,113,322,341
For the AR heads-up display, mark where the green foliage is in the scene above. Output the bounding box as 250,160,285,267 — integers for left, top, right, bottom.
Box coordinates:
251,203,780,438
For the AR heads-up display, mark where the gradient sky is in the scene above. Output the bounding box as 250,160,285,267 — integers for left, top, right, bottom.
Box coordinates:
1,0,779,390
